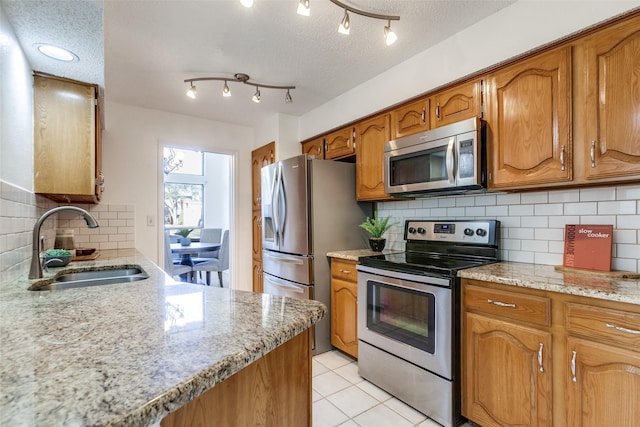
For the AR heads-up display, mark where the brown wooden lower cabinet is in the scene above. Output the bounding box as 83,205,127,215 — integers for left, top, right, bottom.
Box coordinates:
330,258,358,359
161,329,311,427
462,278,640,427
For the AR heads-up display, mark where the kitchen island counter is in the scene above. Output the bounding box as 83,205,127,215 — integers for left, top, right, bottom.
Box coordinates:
0,249,326,426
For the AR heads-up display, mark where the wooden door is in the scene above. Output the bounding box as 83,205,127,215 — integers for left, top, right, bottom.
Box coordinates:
486,47,572,189
583,16,640,180
566,337,640,427
390,97,430,138
463,312,552,427
432,80,482,128
301,137,324,158
251,142,275,211
355,114,393,201
325,127,355,160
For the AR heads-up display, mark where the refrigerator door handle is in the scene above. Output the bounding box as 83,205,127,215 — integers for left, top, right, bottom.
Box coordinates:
264,274,306,294
276,165,287,244
271,164,281,246
263,251,305,264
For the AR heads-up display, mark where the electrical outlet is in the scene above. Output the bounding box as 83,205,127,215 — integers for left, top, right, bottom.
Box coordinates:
146,215,155,226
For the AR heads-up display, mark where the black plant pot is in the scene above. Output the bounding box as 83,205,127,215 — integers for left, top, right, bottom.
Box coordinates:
369,238,386,252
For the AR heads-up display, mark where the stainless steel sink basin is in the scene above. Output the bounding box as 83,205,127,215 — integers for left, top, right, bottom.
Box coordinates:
29,266,149,291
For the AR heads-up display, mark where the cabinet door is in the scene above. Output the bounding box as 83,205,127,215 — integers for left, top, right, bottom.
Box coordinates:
251,142,275,210
567,337,640,427
486,47,572,189
355,114,394,201
251,211,262,260
390,97,430,138
325,127,355,160
252,259,263,293
432,80,482,128
583,17,640,180
463,312,552,427
301,137,324,158
34,75,99,202
331,277,358,358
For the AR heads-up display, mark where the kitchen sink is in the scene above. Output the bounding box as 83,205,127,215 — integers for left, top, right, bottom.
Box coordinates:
29,266,149,291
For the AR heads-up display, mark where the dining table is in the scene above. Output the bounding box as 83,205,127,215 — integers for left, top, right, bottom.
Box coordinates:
170,242,221,267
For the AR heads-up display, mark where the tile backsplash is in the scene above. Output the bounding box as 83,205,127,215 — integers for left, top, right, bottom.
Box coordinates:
377,184,640,273
0,180,135,288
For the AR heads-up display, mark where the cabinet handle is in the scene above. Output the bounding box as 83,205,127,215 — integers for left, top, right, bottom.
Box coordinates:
98,171,105,193
606,323,640,335
339,269,352,274
590,140,596,167
436,103,441,120
538,343,544,373
421,107,426,123
571,350,577,383
317,146,321,154
560,145,565,171
487,299,516,308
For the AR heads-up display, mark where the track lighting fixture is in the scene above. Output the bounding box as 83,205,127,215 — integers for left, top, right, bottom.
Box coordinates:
184,73,295,104
239,0,253,8
186,82,196,99
296,0,310,16
338,9,350,35
296,0,399,46
252,87,261,103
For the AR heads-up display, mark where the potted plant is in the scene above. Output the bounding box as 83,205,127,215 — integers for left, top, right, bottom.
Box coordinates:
176,228,194,246
359,216,393,252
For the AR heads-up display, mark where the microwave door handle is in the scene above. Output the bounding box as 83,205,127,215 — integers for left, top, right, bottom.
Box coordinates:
446,137,456,184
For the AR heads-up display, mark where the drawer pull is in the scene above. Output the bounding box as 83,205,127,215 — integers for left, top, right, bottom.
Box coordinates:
339,269,352,274
538,343,544,373
606,323,640,335
571,350,577,382
487,299,516,308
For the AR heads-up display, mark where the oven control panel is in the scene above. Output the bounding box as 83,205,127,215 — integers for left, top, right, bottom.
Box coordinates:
405,220,497,245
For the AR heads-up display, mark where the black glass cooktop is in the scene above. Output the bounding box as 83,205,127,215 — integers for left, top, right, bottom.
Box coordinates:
359,251,495,278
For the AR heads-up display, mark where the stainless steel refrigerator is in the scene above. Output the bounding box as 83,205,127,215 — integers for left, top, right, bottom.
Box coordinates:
261,154,371,354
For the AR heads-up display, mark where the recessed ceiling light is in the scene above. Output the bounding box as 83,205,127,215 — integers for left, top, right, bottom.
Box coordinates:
34,43,79,62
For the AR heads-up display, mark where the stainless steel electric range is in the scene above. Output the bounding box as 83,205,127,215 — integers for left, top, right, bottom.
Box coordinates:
357,219,499,427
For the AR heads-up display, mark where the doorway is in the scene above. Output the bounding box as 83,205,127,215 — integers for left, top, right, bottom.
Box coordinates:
161,145,233,288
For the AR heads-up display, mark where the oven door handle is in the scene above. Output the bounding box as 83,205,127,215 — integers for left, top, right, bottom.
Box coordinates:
446,137,456,184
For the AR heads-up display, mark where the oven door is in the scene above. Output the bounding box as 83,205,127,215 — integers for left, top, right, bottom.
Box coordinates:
357,266,453,379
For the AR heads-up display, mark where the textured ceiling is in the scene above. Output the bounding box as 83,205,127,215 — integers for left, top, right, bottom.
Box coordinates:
3,0,517,127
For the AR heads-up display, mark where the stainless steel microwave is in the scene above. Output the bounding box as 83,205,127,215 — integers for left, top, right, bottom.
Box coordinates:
384,117,486,196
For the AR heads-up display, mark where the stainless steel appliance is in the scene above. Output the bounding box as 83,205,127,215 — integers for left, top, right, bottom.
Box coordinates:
384,117,486,197
261,154,371,354
357,219,499,427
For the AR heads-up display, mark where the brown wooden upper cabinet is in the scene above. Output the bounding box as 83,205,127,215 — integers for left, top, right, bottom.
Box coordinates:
302,137,324,159
432,80,483,128
251,143,275,211
355,114,394,201
324,126,355,160
485,47,572,190
34,74,103,203
582,16,640,182
390,97,430,139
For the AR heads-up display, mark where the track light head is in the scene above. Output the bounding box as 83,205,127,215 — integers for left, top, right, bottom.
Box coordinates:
297,0,310,16
252,87,261,103
186,83,196,99
338,9,350,35
239,0,253,8
384,21,397,46
222,81,231,97
285,89,292,103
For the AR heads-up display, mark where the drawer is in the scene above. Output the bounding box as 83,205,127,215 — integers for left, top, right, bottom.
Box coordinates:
463,284,551,326
331,259,357,283
566,302,640,348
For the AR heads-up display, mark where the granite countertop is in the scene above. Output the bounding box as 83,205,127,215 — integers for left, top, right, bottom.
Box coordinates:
0,250,327,426
327,249,402,262
459,262,640,305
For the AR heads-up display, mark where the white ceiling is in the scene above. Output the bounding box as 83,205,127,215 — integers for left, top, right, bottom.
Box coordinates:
3,0,516,128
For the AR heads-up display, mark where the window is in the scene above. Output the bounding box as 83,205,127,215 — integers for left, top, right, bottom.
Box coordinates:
164,148,204,229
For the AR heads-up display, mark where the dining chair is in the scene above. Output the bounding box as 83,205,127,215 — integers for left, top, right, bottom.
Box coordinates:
192,230,229,287
196,228,222,259
164,231,193,281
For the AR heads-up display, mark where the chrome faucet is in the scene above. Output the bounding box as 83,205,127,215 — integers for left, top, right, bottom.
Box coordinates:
29,206,99,279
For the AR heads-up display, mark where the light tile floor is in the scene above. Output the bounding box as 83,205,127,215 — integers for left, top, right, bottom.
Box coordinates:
312,350,474,427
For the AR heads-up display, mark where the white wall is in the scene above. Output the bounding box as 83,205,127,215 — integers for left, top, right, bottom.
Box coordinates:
0,4,33,190
298,1,640,139
255,112,301,161
101,102,254,291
